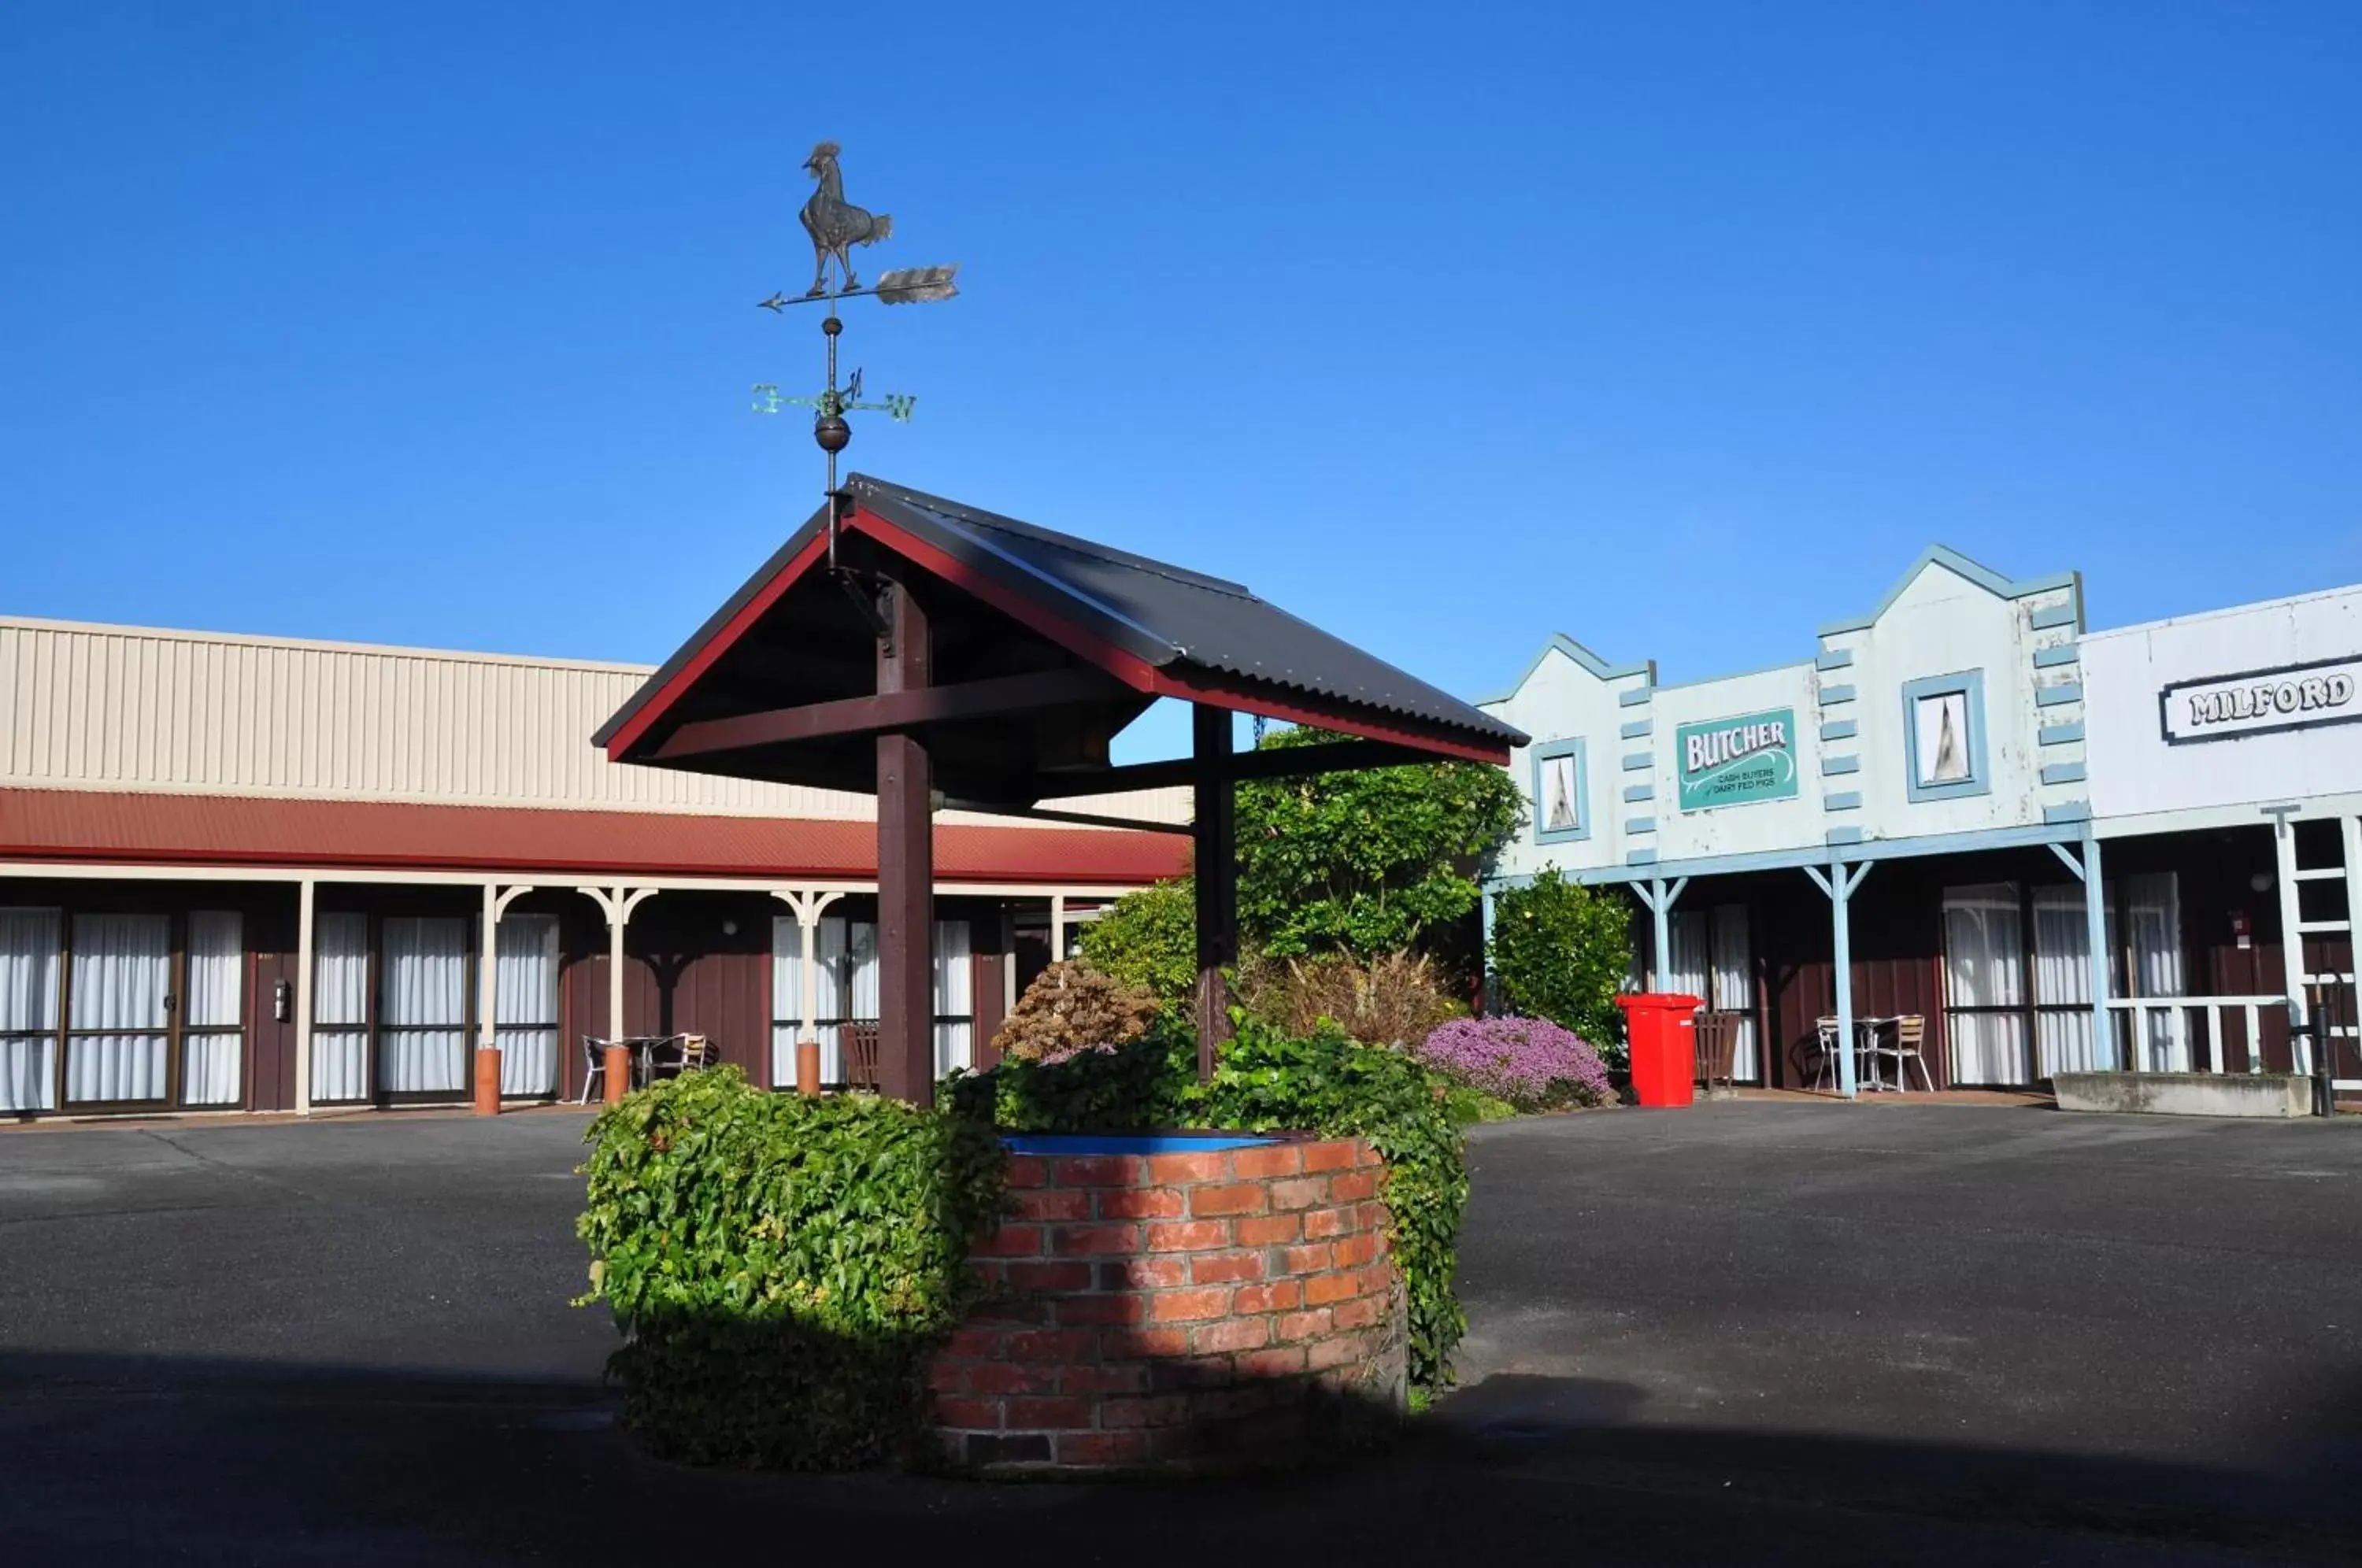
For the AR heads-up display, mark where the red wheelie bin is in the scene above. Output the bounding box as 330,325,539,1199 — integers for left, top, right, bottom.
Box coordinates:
1616,993,1703,1108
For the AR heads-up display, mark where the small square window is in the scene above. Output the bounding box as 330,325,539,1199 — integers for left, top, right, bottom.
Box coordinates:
1901,671,1990,802
1532,739,1589,843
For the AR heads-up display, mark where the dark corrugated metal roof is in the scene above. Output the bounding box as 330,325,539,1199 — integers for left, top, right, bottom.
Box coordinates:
849,477,1525,745
594,475,1523,756
0,788,1187,883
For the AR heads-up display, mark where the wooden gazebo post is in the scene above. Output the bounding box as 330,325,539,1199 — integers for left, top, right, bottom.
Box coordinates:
1192,703,1238,1077
875,575,937,1104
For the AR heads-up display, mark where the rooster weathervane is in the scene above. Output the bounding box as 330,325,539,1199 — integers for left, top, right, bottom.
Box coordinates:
752,142,961,568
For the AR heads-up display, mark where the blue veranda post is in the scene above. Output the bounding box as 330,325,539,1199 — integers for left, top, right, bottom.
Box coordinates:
755,141,961,1101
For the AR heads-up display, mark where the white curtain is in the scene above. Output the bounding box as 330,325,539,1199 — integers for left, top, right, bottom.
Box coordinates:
935,919,973,1076
66,913,170,1104
1662,909,1709,1000
2124,872,2186,1071
312,912,371,1102
495,913,559,1096
1709,904,1757,1081
182,911,244,1106
1943,885,2030,1084
772,915,804,1086
379,916,467,1096
2031,885,2094,1077
0,908,61,1112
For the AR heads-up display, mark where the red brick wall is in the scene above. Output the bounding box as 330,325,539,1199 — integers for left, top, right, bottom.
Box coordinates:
929,1136,1406,1472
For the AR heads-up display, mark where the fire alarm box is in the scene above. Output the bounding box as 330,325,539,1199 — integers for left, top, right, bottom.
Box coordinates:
2231,910,2252,951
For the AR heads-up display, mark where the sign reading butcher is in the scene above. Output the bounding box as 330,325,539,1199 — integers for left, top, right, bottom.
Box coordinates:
2161,656,2362,744
1676,707,1800,810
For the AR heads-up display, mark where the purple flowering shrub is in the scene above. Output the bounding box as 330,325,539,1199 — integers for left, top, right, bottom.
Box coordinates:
1414,1015,1614,1111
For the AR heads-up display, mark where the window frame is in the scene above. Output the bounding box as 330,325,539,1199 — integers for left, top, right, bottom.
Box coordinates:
1531,738,1590,845
1901,669,1991,803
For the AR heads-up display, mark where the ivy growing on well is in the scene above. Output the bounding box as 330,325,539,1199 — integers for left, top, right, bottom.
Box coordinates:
576,1068,1004,1468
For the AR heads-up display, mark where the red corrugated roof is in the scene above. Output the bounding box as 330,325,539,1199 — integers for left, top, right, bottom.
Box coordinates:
0,788,1188,884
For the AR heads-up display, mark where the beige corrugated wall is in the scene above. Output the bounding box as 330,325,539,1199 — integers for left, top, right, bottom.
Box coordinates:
0,616,1190,828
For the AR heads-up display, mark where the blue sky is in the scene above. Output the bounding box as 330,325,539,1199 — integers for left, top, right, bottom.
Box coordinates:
5,2,2358,763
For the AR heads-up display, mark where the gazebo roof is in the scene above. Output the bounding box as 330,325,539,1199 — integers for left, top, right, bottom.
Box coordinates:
596,475,1522,803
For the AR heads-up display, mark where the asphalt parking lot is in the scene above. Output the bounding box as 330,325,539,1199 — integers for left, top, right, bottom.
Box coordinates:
1,1103,2356,1564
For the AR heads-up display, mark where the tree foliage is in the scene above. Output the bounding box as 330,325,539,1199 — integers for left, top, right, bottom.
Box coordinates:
988,959,1157,1063
1488,868,1635,1047
1075,877,1199,1008
1234,727,1524,960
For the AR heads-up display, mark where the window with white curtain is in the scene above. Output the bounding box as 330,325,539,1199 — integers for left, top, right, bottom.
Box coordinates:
379,916,468,1096
772,913,975,1086
495,913,560,1097
2031,885,2094,1078
0,908,61,1113
1709,905,1757,1082
67,913,171,1104
182,912,244,1107
2120,872,2186,1071
313,912,372,1104
1942,884,2031,1084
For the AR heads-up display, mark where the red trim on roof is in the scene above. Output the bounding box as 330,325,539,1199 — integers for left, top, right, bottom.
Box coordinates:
0,789,1187,884
602,530,831,760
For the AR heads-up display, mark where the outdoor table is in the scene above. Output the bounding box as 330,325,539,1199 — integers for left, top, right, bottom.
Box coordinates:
1854,1016,1907,1091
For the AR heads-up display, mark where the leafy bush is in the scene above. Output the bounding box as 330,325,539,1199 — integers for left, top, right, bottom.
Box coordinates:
1416,1015,1613,1111
988,959,1157,1063
1236,726,1524,960
1075,878,1199,1008
1240,948,1462,1048
1490,868,1635,1048
952,1013,1471,1390
576,1067,1004,1468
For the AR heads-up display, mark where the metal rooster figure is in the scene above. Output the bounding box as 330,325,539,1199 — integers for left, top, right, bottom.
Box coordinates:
752,141,961,567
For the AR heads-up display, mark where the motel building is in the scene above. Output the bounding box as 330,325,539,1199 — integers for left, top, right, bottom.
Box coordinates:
1482,548,2362,1101
0,614,1187,1121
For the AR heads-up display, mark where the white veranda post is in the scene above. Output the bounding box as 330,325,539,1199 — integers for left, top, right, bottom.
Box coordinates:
294,878,317,1116
1633,877,1690,992
1802,860,1873,1100
476,884,535,1069
2046,834,2115,1071
576,886,659,1049
773,889,846,1071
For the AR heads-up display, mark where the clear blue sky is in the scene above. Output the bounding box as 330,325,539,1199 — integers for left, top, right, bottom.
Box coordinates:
6,2,2358,763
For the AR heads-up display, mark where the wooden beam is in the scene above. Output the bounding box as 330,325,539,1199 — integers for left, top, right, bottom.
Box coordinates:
875,580,936,1106
1027,738,1441,798
1192,703,1238,1078
939,799,1196,836
652,667,1127,760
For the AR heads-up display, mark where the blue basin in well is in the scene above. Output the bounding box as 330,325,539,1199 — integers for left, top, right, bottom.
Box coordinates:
999,1131,1281,1156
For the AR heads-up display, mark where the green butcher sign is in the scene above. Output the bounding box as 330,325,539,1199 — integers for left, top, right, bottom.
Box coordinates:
1675,707,1799,811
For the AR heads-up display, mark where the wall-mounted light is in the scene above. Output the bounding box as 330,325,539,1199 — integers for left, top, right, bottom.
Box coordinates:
2250,871,2275,893
722,919,740,937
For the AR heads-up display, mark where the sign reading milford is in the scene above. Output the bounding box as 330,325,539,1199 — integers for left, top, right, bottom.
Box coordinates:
2162,656,2362,744
1677,707,1799,810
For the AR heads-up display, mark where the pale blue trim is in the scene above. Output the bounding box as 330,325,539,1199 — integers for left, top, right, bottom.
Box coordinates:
1826,827,1864,846
1824,790,1863,811
2044,801,2092,823
1478,634,1655,705
1816,546,2080,636
1487,819,2081,889
1822,753,1860,777
1620,719,1651,740
2041,761,2086,785
1820,684,1857,705
1626,815,1657,834
1821,718,1857,741
2030,602,2079,631
1621,751,1651,772
1626,849,1658,867
1901,668,1991,803
1619,687,1653,708
1623,782,1654,803
2032,644,2080,668
2035,682,2084,708
1816,648,1854,671
1531,738,1590,845
2038,721,2084,746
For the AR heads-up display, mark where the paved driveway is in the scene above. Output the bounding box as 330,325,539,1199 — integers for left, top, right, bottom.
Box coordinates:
1,1104,2356,1564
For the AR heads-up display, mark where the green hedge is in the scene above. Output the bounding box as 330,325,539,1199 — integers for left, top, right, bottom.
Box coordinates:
950,1014,1471,1389
576,1067,1003,1468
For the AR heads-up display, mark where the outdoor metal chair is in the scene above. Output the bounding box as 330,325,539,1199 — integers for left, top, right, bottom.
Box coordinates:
840,1023,881,1091
648,1033,713,1080
579,1035,611,1105
1808,1016,1845,1093
1694,1010,1741,1092
1870,1014,1935,1093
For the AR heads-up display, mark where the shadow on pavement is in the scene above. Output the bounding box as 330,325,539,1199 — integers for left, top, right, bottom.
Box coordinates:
5,1349,2358,1565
